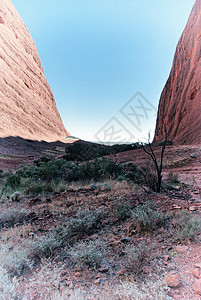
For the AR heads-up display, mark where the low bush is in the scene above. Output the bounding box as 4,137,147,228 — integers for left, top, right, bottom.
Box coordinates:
30,234,61,260
123,241,148,275
26,182,43,196
123,162,144,185
0,208,29,227
131,201,165,232
67,239,107,268
167,172,180,184
6,172,21,190
172,211,201,242
0,245,32,277
29,208,106,260
113,203,132,221
67,209,105,238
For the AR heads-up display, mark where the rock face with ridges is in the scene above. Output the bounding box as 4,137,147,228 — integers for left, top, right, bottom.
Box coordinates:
0,0,69,142
154,0,201,145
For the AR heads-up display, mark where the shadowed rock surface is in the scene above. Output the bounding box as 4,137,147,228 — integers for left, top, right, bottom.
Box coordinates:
154,0,201,145
0,0,69,142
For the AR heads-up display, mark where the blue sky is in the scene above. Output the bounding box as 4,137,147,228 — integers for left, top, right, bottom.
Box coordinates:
12,0,195,142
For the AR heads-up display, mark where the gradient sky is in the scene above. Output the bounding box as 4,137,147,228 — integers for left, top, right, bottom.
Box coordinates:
12,0,195,142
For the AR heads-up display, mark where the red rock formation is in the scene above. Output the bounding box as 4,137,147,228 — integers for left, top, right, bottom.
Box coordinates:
154,0,201,145
0,0,69,142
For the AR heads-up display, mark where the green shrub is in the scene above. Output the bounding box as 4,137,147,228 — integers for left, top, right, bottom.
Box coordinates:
131,201,165,232
65,141,142,162
0,208,29,227
6,173,21,189
113,203,131,221
26,182,43,196
44,182,54,193
67,239,107,268
123,162,144,185
172,211,201,242
67,209,105,238
30,234,61,260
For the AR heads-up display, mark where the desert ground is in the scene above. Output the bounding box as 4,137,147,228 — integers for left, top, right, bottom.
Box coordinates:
0,139,200,299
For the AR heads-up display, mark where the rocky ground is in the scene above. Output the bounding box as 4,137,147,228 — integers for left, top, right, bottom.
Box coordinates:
0,142,200,299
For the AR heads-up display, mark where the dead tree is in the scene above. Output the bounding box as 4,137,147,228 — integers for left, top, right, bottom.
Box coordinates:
141,129,168,193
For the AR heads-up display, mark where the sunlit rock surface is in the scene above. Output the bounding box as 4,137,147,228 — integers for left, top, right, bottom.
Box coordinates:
0,0,69,142
154,0,201,145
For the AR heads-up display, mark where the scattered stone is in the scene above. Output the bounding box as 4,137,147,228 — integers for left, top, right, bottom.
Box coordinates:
193,279,201,296
193,264,201,279
90,234,99,240
27,212,38,222
193,268,201,279
98,265,110,273
94,278,101,286
121,237,132,243
66,201,74,208
175,245,189,254
28,197,42,206
162,255,171,262
189,206,197,211
117,269,125,276
164,271,182,288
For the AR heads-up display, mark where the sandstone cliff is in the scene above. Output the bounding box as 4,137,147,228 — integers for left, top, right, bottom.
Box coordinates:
154,0,201,145
0,0,69,142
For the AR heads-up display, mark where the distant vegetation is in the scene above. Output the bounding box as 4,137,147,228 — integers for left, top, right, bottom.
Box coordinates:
64,141,142,161
0,140,177,199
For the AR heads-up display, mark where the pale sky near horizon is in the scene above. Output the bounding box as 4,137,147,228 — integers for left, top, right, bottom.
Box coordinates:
12,0,195,143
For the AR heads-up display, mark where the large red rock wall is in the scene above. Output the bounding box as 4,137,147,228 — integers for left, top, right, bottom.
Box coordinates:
0,0,69,142
154,0,201,145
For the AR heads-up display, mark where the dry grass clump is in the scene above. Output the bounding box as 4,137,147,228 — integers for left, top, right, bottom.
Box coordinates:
123,241,147,275
30,233,62,260
0,266,18,300
67,239,107,268
0,244,33,277
66,209,106,237
113,203,132,221
113,280,171,300
53,279,170,300
172,210,201,242
131,201,165,232
0,207,29,227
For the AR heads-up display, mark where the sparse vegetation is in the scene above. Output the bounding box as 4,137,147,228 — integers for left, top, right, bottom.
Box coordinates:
0,141,200,299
